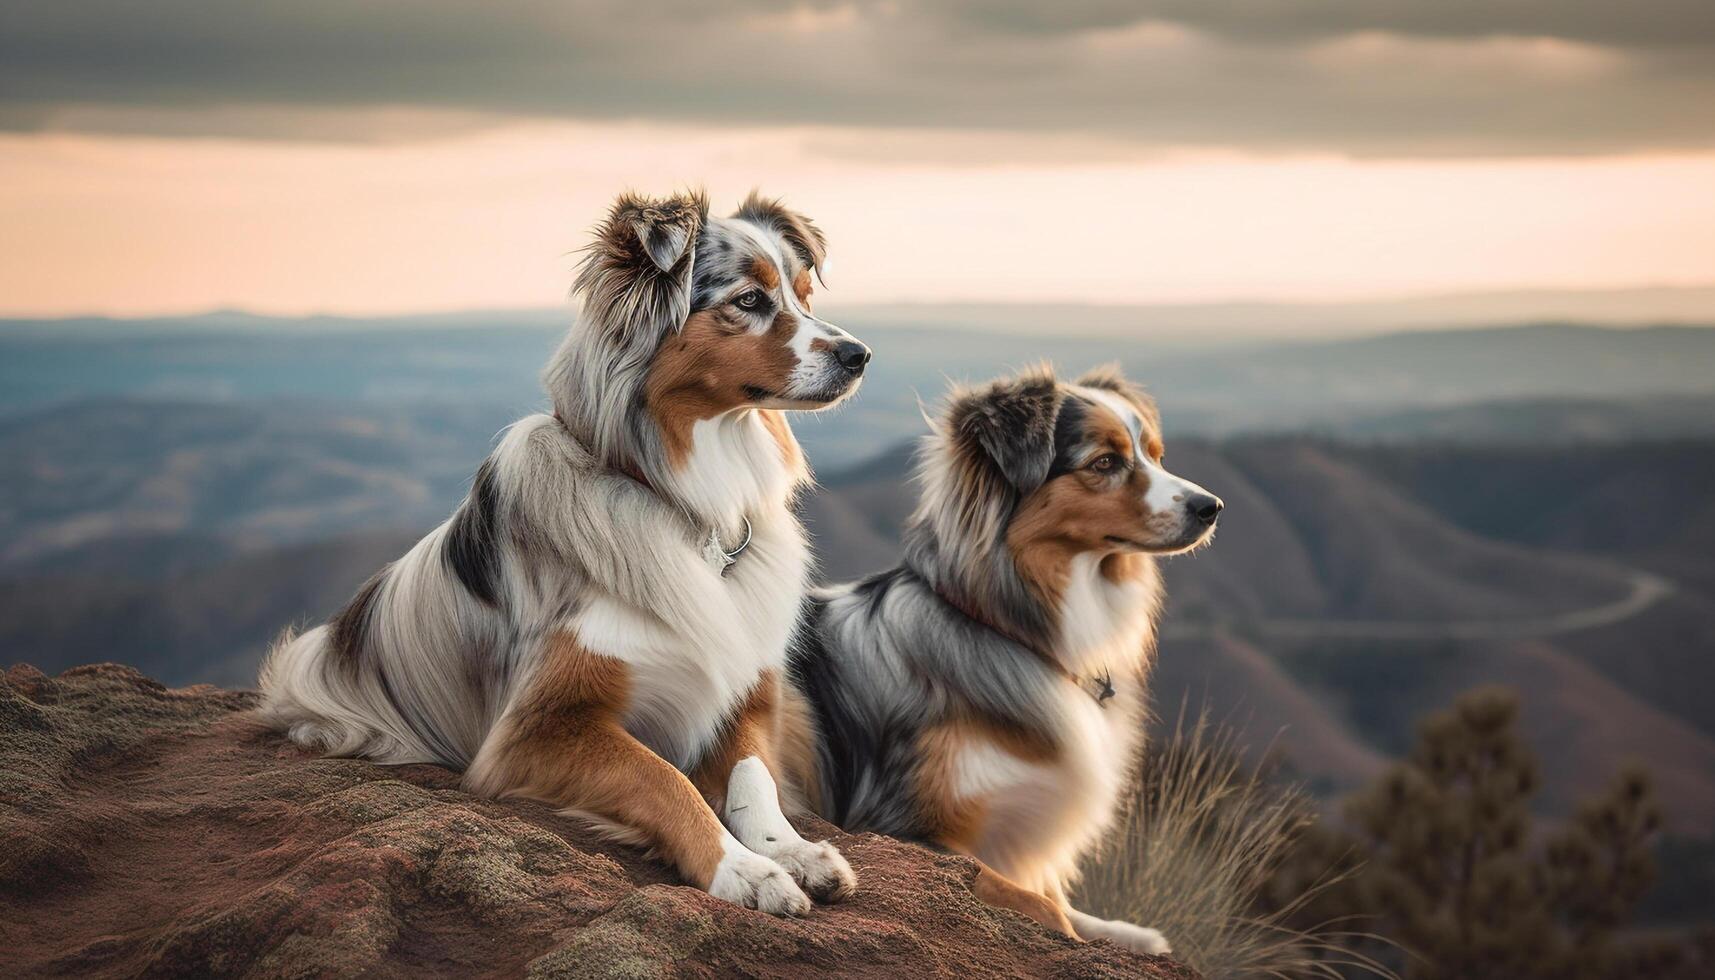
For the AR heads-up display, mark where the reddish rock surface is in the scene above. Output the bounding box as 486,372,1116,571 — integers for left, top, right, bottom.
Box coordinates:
1,664,1195,979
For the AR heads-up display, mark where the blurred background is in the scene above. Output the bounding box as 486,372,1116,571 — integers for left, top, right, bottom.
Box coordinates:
3,1,1714,969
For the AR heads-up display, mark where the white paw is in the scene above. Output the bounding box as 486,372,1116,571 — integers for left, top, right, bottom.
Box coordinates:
761,838,857,902
1106,921,1172,956
708,848,812,916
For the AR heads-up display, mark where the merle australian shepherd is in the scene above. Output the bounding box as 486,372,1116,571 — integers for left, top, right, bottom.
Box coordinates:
781,365,1221,952
260,190,868,915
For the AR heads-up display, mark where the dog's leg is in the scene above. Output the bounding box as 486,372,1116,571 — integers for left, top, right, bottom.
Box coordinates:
467,638,810,915
967,861,1076,937
930,848,1149,947
691,672,857,902
721,757,857,901
1064,909,1173,955
1036,878,1172,954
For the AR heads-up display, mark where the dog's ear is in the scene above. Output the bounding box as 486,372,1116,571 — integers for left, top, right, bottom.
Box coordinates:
947,367,1063,493
598,190,707,273
1076,362,1160,432
1074,362,1132,395
574,190,710,343
735,191,827,281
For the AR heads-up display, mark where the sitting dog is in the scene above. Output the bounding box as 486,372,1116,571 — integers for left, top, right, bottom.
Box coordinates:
261,190,867,914
781,365,1221,951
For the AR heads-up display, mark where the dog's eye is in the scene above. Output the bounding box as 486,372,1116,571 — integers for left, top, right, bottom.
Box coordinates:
1090,453,1124,474
734,290,765,311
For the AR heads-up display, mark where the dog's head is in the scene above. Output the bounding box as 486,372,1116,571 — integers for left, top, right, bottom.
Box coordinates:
943,364,1222,559
575,190,867,423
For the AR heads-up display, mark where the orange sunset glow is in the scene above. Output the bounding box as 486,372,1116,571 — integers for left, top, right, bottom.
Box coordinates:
5,125,1715,318
5,0,1715,320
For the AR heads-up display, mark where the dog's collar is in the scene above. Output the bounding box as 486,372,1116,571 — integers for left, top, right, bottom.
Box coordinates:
1045,655,1115,706
705,517,753,577
552,409,755,578
1038,649,1120,707
925,579,1115,707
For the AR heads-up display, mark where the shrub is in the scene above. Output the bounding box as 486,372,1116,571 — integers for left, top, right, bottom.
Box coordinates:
1075,706,1392,979
1339,686,1675,980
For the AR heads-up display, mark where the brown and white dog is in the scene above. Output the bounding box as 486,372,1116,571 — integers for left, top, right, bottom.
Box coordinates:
260,190,867,914
782,365,1221,951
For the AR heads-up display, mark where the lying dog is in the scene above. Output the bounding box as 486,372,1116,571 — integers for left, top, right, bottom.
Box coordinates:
782,365,1220,951
261,190,867,914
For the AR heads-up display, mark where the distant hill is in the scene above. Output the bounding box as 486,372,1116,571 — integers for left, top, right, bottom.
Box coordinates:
19,283,1715,341
0,399,510,570
7,315,1715,458
1127,324,1715,437
812,439,1638,622
807,436,1715,834
1305,439,1715,755
838,285,1715,341
1308,394,1715,444
0,530,421,687
1321,440,1715,579
5,399,1709,837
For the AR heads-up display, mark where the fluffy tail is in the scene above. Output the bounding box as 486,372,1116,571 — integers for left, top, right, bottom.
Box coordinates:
257,626,440,765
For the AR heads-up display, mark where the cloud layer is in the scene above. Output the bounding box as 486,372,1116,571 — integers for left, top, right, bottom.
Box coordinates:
3,1,1713,155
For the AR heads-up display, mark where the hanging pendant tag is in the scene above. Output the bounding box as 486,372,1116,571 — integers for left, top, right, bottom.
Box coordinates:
705,529,737,576
1090,672,1115,706
704,517,752,578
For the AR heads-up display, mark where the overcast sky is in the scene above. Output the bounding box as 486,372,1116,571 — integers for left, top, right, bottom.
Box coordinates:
3,1,1714,317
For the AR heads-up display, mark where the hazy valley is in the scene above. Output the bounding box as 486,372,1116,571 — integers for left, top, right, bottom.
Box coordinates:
4,311,1713,927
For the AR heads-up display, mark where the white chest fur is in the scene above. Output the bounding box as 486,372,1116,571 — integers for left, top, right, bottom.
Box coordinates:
1056,552,1155,680
571,516,806,770
571,413,807,771
956,555,1158,892
959,679,1146,891
671,414,797,532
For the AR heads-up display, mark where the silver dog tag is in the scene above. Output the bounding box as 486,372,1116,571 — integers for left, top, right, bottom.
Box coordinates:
705,528,738,576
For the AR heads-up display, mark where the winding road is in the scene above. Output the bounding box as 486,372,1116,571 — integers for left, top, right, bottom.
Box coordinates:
1165,569,1676,643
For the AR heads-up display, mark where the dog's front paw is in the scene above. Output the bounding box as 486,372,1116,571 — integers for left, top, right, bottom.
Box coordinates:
1105,921,1172,956
708,847,812,916
763,838,857,902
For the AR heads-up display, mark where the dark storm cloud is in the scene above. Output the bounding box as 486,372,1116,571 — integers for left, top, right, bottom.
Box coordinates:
2,0,1713,155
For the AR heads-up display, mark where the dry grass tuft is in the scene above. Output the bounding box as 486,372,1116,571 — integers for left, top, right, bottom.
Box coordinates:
1074,705,1394,979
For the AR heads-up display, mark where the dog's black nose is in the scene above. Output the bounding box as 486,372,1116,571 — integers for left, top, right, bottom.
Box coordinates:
834,340,871,376
1188,493,1223,525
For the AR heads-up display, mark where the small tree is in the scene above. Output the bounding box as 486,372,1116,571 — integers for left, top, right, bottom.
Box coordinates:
1538,766,1664,980
1340,686,1672,980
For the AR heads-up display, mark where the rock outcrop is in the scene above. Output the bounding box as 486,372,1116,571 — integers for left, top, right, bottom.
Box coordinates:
1,664,1193,978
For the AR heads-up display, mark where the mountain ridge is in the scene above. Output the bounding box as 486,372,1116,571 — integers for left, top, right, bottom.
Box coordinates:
3,402,1712,836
